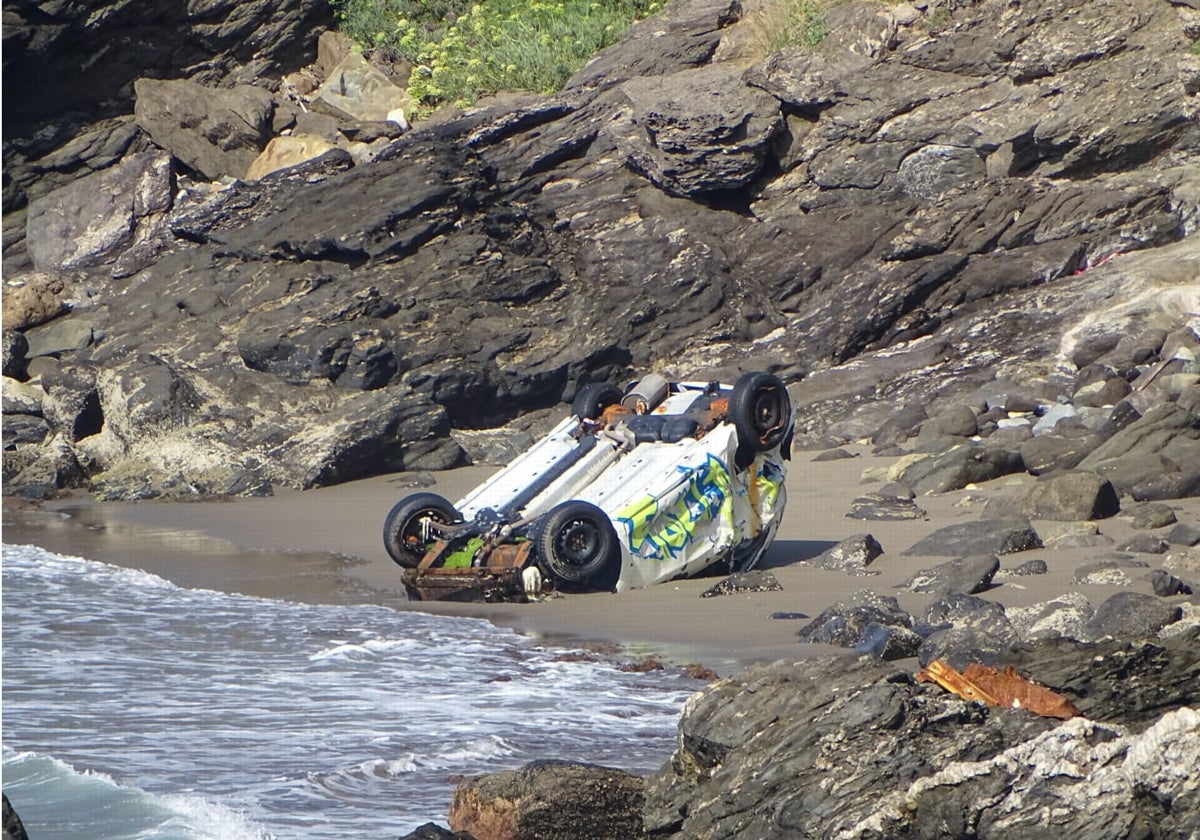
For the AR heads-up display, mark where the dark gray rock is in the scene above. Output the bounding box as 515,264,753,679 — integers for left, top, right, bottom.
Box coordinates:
903,517,1042,557
1149,569,1194,597
397,824,474,840
1008,593,1094,642
846,493,928,520
25,152,172,274
1079,403,1200,470
811,447,858,461
1128,502,1179,530
1084,452,1180,496
449,760,643,840
802,533,885,573
609,62,782,196
1083,591,1182,643
701,570,782,597
1006,558,1049,576
1011,629,1200,728
134,80,275,181
645,630,1200,840
1,414,50,448
871,402,929,447
1168,522,1200,547
796,589,920,659
917,592,1018,668
40,362,104,442
1074,557,1150,586
987,470,1121,521
893,443,1025,495
2,794,29,840
898,554,1001,597
1115,533,1170,554
2,331,29,380
1132,469,1200,501
931,404,978,437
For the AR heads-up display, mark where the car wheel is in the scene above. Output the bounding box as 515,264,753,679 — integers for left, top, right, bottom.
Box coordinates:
383,492,460,568
572,383,623,422
729,372,792,470
536,500,620,591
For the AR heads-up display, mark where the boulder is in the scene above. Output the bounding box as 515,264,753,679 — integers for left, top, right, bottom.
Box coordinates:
701,570,782,597
311,52,413,124
796,589,921,659
40,361,103,442
134,79,275,181
608,62,782,196
987,470,1121,521
1008,593,1095,642
1,273,72,330
25,152,173,273
449,761,644,840
2,332,29,381
1149,569,1193,597
897,554,1001,597
903,517,1043,557
1128,502,1178,530
1083,591,1182,643
1073,557,1149,586
891,443,1025,495
1115,533,1170,554
917,593,1019,668
1079,404,1200,468
245,135,340,181
801,533,884,573
1168,522,1200,547
846,492,927,520
1131,469,1200,502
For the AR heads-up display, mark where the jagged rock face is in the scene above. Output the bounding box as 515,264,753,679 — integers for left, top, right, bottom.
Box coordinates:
644,631,1200,839
3,0,1200,498
1,0,333,129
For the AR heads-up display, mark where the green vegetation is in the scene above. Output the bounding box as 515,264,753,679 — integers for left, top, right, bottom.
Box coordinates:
1190,38,1200,56
334,0,663,115
747,0,828,55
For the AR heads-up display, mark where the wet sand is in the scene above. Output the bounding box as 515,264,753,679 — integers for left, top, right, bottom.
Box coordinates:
5,445,1192,673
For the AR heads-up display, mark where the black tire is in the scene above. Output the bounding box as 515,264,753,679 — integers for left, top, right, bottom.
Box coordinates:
729,372,792,470
572,383,623,421
383,492,460,568
536,500,620,591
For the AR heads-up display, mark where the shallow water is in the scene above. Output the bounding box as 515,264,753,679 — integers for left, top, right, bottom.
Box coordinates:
2,543,693,839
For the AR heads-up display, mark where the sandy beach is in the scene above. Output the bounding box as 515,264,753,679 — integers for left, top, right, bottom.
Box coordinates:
5,444,1194,673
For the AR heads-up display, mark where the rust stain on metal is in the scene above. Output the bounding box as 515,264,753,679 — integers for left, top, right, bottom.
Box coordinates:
916,660,1080,719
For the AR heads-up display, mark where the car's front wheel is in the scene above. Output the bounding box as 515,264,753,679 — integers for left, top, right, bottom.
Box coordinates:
383,492,460,568
536,500,620,591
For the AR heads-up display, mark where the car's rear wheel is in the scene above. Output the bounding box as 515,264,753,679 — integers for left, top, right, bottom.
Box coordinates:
729,372,792,469
572,383,623,422
536,500,620,591
383,492,460,568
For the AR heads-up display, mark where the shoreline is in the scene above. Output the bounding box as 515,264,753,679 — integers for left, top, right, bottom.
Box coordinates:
5,445,1193,675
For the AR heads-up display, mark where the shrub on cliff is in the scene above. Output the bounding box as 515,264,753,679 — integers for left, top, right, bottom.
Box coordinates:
334,0,662,112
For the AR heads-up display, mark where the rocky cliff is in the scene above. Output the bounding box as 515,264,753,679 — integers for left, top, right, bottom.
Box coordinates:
3,0,1199,499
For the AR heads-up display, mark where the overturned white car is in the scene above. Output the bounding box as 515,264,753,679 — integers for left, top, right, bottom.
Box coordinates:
384,371,793,601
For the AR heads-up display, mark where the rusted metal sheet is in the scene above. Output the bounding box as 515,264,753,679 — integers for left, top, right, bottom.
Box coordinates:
916,659,1080,719
403,540,534,603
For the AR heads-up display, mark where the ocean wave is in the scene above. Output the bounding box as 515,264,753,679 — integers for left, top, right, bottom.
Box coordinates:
1,748,272,840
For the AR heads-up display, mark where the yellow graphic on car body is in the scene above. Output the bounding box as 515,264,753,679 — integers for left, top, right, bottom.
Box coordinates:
618,454,733,561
